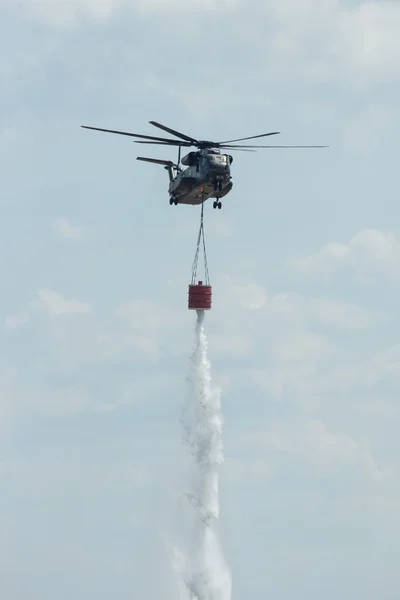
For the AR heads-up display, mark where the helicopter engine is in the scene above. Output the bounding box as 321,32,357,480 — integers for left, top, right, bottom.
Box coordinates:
181,151,199,166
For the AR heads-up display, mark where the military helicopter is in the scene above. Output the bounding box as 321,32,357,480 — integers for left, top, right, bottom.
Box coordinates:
81,120,327,209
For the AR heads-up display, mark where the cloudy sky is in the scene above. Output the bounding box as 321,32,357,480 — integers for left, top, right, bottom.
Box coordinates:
1,0,400,598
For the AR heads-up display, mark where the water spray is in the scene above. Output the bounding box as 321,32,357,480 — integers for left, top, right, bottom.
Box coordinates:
176,309,231,600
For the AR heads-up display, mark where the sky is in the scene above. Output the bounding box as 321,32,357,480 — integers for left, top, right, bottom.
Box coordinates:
1,0,400,598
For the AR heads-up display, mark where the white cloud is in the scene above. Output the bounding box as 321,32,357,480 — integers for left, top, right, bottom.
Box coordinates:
292,228,400,279
16,0,237,26
30,383,92,416
93,330,160,361
5,289,92,330
292,241,350,274
208,332,254,358
136,0,237,10
37,289,92,317
0,128,18,154
250,363,317,404
239,418,394,482
233,283,267,310
115,299,181,331
343,103,396,153
5,311,30,330
215,275,372,331
120,373,181,409
224,456,274,484
265,0,400,80
51,218,87,240
168,280,372,367
177,215,233,239
4,289,182,368
336,1,400,76
213,278,269,313
0,365,18,433
249,334,400,420
270,294,373,330
310,297,371,329
273,329,332,362
4,0,400,117
38,320,162,371
314,343,400,395
15,0,118,25
16,0,400,85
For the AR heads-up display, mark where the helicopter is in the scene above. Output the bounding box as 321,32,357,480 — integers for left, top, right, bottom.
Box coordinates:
81,120,328,209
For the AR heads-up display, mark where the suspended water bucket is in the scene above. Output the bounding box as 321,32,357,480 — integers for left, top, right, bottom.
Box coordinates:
188,280,212,310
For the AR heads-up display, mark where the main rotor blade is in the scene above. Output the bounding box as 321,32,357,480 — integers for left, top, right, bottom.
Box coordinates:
220,144,329,149
134,140,192,147
217,131,280,144
81,125,183,144
221,148,257,152
149,121,198,144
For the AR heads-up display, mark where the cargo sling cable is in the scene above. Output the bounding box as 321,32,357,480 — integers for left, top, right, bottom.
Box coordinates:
191,202,210,286
188,203,212,311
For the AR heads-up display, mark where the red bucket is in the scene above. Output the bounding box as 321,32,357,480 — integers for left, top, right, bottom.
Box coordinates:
188,281,212,310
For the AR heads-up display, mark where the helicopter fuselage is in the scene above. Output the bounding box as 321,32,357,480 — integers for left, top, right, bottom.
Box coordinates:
168,148,233,207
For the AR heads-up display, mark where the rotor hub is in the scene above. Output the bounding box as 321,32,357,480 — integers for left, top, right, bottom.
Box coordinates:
197,140,217,149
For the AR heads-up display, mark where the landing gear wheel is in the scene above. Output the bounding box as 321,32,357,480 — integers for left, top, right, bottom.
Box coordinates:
213,201,217,209
170,196,178,205
217,201,222,209
213,200,222,209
